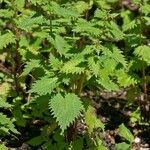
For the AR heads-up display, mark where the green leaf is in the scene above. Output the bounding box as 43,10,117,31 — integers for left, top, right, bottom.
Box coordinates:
30,76,59,95
111,46,127,67
22,59,40,76
74,1,89,14
85,105,104,134
73,19,101,37
134,45,150,65
94,9,107,19
116,70,136,87
118,124,134,143
0,98,12,108
88,57,100,77
115,142,131,150
72,137,84,150
0,143,8,150
61,55,84,74
96,138,108,150
108,21,124,40
51,1,80,18
123,20,137,32
130,107,140,123
27,136,45,146
49,93,83,133
141,3,150,15
14,0,25,11
55,35,71,56
29,95,50,118
0,9,14,18
49,54,63,71
16,12,45,31
0,113,19,134
104,44,127,67
13,107,26,127
97,69,119,91
0,32,15,50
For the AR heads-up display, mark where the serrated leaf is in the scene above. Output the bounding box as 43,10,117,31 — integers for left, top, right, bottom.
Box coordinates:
134,45,150,65
105,44,127,67
141,3,150,15
0,113,19,134
101,44,127,68
0,126,9,134
0,32,15,50
123,20,137,32
16,12,45,31
51,1,80,18
111,46,127,67
73,19,101,37
118,124,134,143
61,55,84,74
0,98,12,108
116,70,136,87
49,93,83,133
30,76,59,95
55,35,71,56
85,105,104,133
0,9,14,18
130,108,140,123
14,0,25,11
74,1,89,14
88,57,100,77
22,59,40,76
108,21,124,40
97,69,119,91
49,54,63,70
94,9,107,19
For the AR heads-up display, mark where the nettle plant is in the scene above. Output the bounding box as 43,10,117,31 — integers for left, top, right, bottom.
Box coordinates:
121,0,150,123
0,0,150,149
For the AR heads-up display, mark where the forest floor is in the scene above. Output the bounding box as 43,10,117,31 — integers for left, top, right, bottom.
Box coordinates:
94,90,150,150
2,90,149,150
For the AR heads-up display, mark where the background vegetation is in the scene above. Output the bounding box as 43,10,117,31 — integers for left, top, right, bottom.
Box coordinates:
0,0,150,149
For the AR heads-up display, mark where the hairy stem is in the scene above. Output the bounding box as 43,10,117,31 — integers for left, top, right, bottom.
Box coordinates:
75,72,86,96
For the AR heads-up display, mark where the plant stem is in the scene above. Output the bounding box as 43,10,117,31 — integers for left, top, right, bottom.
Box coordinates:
75,72,86,96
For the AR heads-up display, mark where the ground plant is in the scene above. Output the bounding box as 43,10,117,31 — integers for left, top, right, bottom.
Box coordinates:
0,0,150,149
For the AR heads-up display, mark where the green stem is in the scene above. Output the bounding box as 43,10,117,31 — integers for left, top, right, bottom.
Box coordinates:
75,72,86,96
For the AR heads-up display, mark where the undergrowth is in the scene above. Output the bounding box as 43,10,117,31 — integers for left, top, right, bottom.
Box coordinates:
0,0,150,149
